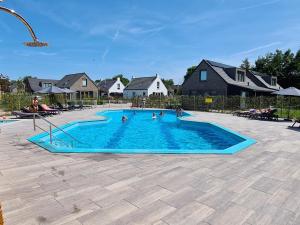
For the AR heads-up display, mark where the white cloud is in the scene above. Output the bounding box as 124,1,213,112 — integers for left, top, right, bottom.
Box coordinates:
101,47,110,62
232,42,281,57
238,0,281,10
112,30,120,41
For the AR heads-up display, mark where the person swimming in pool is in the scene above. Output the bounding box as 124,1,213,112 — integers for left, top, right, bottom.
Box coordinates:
159,111,164,116
122,115,128,122
152,112,157,120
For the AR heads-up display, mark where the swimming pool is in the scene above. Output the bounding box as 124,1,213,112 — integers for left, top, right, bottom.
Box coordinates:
29,110,255,154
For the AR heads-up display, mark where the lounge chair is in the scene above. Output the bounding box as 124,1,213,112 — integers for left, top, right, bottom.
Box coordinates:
291,119,300,128
56,102,70,111
67,102,83,110
12,107,47,119
233,109,256,117
39,104,60,115
12,111,36,119
249,108,278,121
79,102,93,109
259,109,278,121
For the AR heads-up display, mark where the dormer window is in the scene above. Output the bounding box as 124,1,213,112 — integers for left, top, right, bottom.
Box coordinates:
117,83,120,90
157,82,160,89
82,78,87,87
237,71,245,82
271,77,277,86
42,83,52,88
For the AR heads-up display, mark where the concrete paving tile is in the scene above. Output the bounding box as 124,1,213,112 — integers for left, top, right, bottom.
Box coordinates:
162,201,214,225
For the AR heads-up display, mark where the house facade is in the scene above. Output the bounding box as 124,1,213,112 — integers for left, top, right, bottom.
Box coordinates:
24,73,98,99
124,75,168,98
98,77,125,96
57,73,98,99
25,78,59,93
182,59,281,97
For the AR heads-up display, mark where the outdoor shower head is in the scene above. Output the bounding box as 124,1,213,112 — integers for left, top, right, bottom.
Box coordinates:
24,41,49,47
0,3,48,47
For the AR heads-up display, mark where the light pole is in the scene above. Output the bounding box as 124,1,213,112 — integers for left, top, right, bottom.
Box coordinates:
0,0,48,47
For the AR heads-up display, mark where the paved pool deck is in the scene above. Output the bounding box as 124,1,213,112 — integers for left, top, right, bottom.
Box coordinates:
0,106,300,225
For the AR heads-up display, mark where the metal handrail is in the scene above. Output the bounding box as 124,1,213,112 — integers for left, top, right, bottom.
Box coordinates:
33,113,85,146
34,123,73,147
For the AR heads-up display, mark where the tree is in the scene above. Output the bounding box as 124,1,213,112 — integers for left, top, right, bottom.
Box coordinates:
0,74,10,93
162,79,174,89
112,74,129,86
240,58,252,70
94,79,101,85
252,48,300,88
184,66,197,81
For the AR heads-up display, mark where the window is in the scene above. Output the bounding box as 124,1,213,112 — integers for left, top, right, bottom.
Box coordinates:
42,83,52,88
117,83,120,90
237,71,245,82
199,71,207,81
157,82,160,89
82,79,87,87
271,78,277,86
133,92,136,97
143,92,146,96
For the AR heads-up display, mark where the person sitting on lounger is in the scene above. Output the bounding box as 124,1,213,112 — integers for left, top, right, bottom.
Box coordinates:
152,113,157,120
31,96,39,112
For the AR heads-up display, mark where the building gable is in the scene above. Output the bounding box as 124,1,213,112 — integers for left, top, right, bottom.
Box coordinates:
182,60,228,96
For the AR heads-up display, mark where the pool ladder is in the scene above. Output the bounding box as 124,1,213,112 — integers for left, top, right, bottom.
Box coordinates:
32,113,84,148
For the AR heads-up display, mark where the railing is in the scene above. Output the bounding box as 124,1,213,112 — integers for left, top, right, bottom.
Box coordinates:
33,113,84,147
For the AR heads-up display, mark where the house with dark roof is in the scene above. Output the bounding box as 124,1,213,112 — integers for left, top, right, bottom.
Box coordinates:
56,73,98,99
182,59,281,97
24,73,98,99
98,77,125,96
124,75,168,98
25,78,59,93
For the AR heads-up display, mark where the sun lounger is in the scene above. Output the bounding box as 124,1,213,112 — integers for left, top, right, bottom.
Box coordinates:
249,108,278,121
39,104,60,114
12,111,36,119
291,119,300,128
233,109,256,117
67,102,83,110
56,102,70,111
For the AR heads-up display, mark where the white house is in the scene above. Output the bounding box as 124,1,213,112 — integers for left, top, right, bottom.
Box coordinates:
98,77,125,96
123,75,168,98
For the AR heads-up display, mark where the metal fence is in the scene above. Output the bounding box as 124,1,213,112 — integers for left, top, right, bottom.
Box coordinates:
131,96,300,119
1,93,300,119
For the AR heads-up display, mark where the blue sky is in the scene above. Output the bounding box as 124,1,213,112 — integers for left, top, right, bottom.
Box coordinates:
0,0,299,83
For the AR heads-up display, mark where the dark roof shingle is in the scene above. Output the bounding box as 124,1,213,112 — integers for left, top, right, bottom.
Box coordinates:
56,73,87,88
26,78,59,92
125,76,156,90
98,79,116,92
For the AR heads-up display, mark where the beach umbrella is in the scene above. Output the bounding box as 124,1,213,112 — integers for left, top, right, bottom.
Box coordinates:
35,86,67,94
272,87,300,119
35,86,72,104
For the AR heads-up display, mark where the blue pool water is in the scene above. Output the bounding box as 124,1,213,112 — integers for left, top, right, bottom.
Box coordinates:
29,110,255,154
